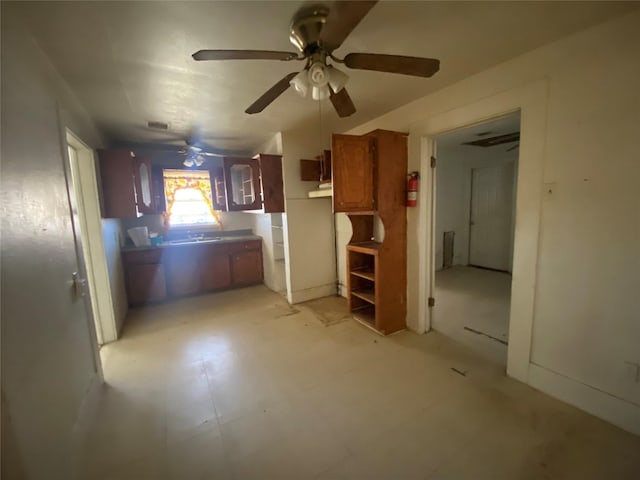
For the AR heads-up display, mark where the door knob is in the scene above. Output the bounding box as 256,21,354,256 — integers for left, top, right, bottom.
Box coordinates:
72,271,88,298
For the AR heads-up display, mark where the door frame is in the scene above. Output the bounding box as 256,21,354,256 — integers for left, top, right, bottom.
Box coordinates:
416,80,548,383
65,129,118,345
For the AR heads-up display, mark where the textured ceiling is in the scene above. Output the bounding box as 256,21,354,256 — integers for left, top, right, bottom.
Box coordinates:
11,1,638,154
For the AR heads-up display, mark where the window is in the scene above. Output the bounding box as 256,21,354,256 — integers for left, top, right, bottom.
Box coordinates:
163,169,221,227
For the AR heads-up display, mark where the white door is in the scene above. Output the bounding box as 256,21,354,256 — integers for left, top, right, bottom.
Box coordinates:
469,163,514,271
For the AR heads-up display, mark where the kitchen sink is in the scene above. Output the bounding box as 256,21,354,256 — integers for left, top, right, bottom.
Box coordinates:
168,237,224,245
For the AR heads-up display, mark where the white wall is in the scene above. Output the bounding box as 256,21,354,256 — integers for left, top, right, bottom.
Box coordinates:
340,9,640,433
1,7,105,478
281,126,337,303
435,144,518,270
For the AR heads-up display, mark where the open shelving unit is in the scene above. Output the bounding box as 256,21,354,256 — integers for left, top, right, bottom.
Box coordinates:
271,213,285,263
334,130,408,335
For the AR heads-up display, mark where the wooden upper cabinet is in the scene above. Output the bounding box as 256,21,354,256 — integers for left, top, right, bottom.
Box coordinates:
255,154,284,213
133,156,155,215
223,157,262,211
98,149,137,218
98,150,156,218
332,134,376,213
211,166,228,212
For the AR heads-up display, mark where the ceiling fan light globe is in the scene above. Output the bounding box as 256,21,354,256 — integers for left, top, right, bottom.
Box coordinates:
290,70,309,97
312,84,330,101
328,66,348,93
183,158,194,167
308,63,329,87
194,155,205,166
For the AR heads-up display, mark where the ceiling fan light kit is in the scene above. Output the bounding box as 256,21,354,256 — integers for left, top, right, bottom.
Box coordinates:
192,1,440,117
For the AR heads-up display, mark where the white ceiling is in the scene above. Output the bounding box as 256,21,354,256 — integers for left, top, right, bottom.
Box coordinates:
12,1,638,153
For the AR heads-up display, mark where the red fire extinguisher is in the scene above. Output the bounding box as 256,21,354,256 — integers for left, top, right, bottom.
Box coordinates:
407,172,419,207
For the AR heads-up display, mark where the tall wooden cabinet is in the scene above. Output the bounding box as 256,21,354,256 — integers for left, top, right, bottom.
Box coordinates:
333,130,408,335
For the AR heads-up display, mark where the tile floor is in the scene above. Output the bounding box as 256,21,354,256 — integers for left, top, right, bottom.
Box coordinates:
74,286,640,479
434,266,511,365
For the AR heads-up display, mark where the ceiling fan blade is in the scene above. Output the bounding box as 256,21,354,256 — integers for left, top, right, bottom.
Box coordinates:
319,1,378,52
245,72,298,114
330,88,356,117
344,53,440,78
192,50,299,61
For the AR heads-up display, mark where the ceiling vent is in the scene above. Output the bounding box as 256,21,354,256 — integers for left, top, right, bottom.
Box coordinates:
463,131,519,147
147,121,169,130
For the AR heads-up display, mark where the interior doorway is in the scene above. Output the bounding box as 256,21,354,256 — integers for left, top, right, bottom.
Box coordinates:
432,113,520,366
65,130,118,345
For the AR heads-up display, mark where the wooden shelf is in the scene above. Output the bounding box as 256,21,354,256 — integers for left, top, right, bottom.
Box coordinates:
271,225,283,229
308,188,332,198
347,241,381,255
351,289,375,304
352,305,376,327
337,130,407,336
350,268,375,281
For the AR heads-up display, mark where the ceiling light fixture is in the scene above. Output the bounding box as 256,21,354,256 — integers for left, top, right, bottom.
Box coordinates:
290,62,348,101
194,155,205,167
183,157,194,167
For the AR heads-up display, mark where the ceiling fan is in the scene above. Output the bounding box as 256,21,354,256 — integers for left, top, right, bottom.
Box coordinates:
177,142,223,167
192,1,440,118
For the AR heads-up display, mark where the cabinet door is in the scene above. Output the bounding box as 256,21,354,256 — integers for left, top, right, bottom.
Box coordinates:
201,253,231,291
332,135,375,212
256,154,284,213
211,167,228,212
231,249,263,286
98,149,137,218
152,165,166,213
167,247,202,296
126,263,167,305
133,156,155,214
223,157,262,211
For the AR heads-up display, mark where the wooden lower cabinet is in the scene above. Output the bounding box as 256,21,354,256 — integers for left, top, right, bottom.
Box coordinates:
231,249,263,286
123,239,262,306
201,253,232,290
166,246,201,297
126,263,167,305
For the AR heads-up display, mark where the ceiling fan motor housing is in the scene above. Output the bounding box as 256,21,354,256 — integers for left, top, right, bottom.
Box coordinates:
289,5,330,54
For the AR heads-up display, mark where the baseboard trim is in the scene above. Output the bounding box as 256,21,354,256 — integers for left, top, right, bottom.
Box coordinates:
528,363,640,435
289,283,337,304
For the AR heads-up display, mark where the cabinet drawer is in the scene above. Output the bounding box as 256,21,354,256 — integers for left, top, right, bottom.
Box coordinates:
123,248,163,265
226,240,261,254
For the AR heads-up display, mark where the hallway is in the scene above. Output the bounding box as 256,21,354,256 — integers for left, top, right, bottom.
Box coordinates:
434,266,511,365
73,286,640,479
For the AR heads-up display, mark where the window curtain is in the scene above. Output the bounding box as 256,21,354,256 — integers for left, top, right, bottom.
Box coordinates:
163,170,223,226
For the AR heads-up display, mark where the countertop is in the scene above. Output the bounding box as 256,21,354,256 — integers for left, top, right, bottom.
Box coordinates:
121,233,262,252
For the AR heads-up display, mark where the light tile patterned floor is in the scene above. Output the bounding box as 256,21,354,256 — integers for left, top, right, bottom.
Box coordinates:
74,286,640,479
